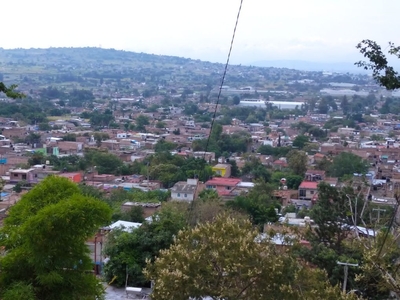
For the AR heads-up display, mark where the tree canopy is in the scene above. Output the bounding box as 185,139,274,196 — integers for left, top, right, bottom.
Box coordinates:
103,202,187,287
328,152,368,178
145,213,356,300
0,176,112,300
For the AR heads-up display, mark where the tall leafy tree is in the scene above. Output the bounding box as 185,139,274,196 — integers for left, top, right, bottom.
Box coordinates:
0,176,112,300
292,135,309,149
145,214,355,300
287,149,308,176
328,152,368,178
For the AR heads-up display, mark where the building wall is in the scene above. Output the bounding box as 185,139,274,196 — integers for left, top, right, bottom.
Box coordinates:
298,188,317,200
171,192,194,201
10,171,34,183
2,128,27,139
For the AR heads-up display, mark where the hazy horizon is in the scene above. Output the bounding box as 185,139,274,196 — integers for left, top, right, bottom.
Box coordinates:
1,0,400,67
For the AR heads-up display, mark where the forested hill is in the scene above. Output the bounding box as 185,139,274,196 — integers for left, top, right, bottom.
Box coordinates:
0,47,211,68
0,47,330,91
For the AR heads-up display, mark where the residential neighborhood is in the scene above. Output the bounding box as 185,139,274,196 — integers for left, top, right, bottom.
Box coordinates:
1,46,400,299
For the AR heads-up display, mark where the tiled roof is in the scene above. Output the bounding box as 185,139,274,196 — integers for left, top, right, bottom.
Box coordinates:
299,181,318,189
205,177,241,186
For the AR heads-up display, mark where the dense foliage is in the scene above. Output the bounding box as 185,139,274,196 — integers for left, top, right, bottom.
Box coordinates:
0,176,112,300
145,214,356,300
103,203,187,287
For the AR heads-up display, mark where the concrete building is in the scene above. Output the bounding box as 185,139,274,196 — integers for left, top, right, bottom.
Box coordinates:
171,178,202,202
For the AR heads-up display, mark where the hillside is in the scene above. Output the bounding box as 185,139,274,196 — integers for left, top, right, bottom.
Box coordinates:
0,47,330,94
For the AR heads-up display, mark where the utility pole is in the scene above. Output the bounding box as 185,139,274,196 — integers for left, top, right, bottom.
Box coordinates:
337,261,358,293
372,208,386,224
146,161,150,190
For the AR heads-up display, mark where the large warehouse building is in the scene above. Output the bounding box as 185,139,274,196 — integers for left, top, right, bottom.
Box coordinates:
239,99,304,110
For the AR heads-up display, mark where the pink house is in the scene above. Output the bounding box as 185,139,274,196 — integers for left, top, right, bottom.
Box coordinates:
205,177,242,197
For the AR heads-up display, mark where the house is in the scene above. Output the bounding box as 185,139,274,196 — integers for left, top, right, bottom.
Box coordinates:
304,170,325,182
298,181,319,201
1,127,27,140
9,168,36,183
205,177,242,197
56,141,84,154
272,158,288,170
171,178,202,202
58,172,82,183
192,151,215,163
212,163,231,178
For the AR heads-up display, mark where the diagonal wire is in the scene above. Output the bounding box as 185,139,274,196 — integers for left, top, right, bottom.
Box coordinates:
188,0,244,223
203,0,244,159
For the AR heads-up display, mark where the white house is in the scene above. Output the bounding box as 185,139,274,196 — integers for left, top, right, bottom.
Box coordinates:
171,179,199,202
117,132,129,139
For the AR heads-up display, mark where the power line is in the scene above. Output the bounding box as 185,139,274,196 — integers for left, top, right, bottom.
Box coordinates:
203,0,244,158
188,0,244,222
377,198,399,258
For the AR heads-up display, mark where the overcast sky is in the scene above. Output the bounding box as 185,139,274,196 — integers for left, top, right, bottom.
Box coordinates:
1,0,399,64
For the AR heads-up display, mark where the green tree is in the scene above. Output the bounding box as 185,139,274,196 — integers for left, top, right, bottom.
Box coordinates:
309,183,359,252
135,115,150,131
154,140,176,153
84,149,123,175
0,176,111,300
341,96,350,115
28,152,45,166
318,98,330,114
103,202,187,287
356,231,400,298
93,132,110,147
145,214,355,300
329,152,368,178
121,206,145,223
156,121,166,129
172,128,180,135
227,180,278,226
287,150,308,176
228,159,240,177
61,133,77,141
240,156,270,181
292,135,309,149
285,174,303,189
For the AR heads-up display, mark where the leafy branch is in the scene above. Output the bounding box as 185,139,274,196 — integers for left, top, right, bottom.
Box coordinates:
355,39,400,90
0,82,25,99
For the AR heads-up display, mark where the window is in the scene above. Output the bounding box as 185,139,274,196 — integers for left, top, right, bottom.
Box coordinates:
226,186,231,190
184,193,187,198
177,193,181,197
22,174,27,180
13,173,18,177
299,189,306,197
310,191,314,195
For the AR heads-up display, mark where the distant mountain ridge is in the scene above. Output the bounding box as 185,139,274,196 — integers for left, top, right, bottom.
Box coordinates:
0,47,364,74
